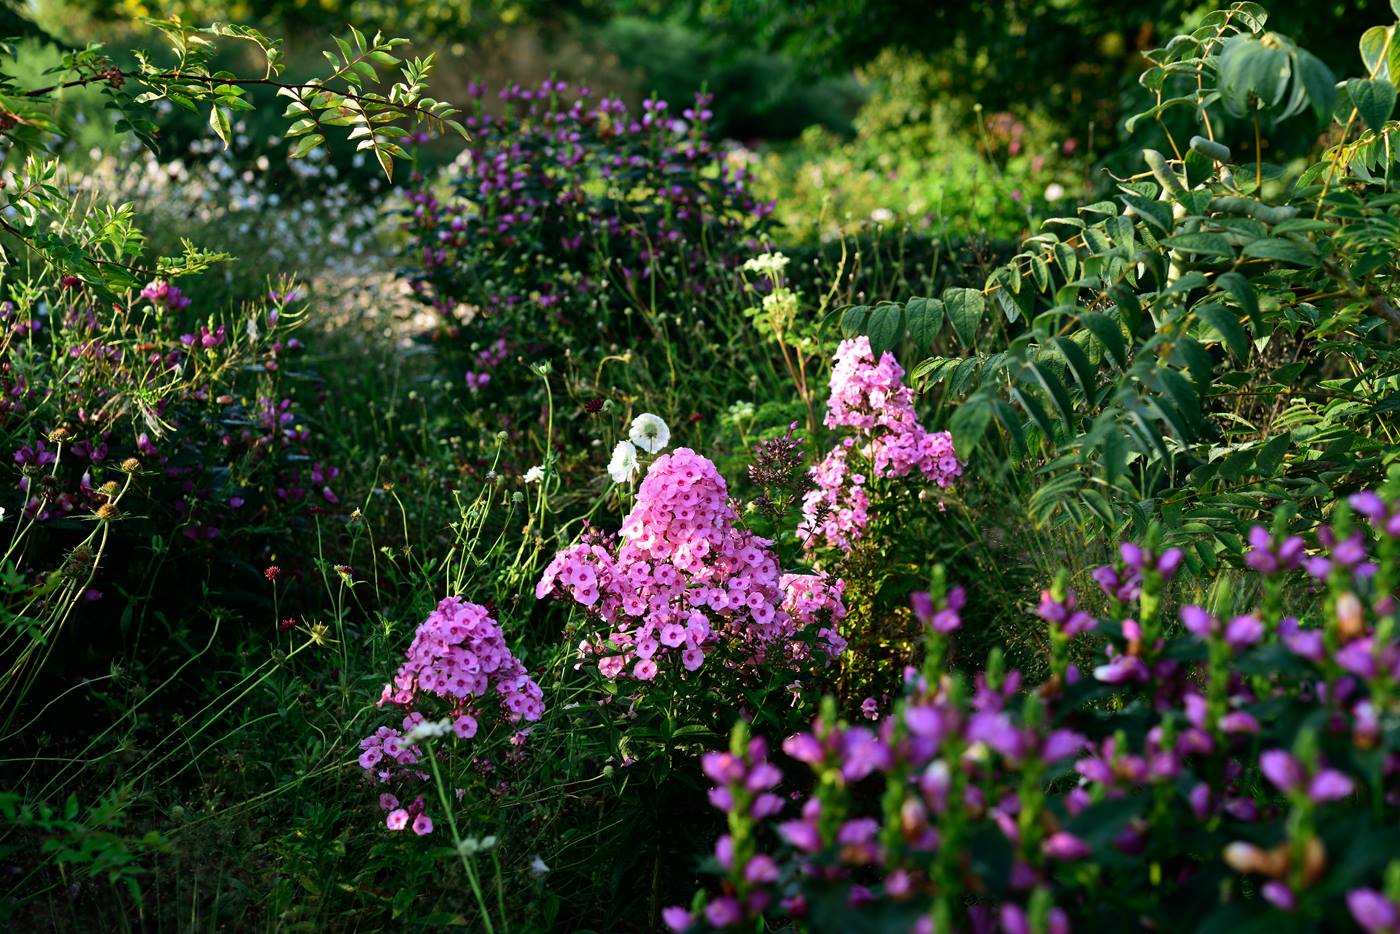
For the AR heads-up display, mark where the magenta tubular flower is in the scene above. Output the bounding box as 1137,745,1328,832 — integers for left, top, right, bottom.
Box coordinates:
1042,831,1091,861
1244,525,1306,574
1223,614,1264,650
1261,881,1295,911
1307,768,1355,802
1259,749,1305,793
1279,617,1326,663
661,906,694,932
1180,605,1215,639
703,896,743,928
1348,889,1400,933
1038,588,1096,636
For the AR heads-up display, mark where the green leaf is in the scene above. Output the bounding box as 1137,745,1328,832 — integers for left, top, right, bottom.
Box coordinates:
1195,304,1250,360
866,303,903,358
949,395,994,457
1101,421,1128,486
1218,34,1289,117
1080,312,1128,369
1029,360,1076,423
1215,270,1260,326
1052,336,1098,404
1360,25,1393,80
943,287,985,350
1012,385,1057,442
905,297,944,355
1349,77,1397,132
288,133,324,159
1051,241,1078,283
208,105,230,148
840,305,869,338
1119,192,1174,232
992,399,1026,454
1241,237,1315,265
1253,432,1290,477
1163,232,1235,258
1295,49,1337,122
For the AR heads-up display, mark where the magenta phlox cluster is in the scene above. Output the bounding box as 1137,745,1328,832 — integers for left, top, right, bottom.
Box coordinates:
377,596,545,721
800,337,961,551
359,598,544,834
537,448,846,681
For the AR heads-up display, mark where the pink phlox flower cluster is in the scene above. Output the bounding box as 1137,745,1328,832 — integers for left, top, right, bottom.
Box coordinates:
800,337,960,551
358,712,426,781
779,572,848,659
377,596,545,723
358,598,544,834
379,793,434,836
537,449,846,681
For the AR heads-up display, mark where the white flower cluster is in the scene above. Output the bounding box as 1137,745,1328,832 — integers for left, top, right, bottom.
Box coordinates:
608,414,672,484
742,252,789,278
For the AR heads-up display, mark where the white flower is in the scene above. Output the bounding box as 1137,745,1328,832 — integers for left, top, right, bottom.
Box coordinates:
1044,182,1066,201
607,441,640,484
870,207,894,223
628,413,670,454
0,506,7,523
403,717,453,744
529,855,550,877
742,252,789,277
523,465,545,484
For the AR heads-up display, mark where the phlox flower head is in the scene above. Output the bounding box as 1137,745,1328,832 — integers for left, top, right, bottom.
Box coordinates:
539,449,846,682
800,338,961,551
358,597,544,832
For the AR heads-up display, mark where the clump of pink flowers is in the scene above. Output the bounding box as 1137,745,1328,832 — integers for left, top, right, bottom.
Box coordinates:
800,337,960,551
358,597,544,834
537,448,845,681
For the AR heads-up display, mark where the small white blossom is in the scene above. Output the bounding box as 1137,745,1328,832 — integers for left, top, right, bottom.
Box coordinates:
1044,182,1066,201
742,252,789,277
523,465,545,484
529,855,550,877
628,413,670,454
607,441,640,484
403,717,453,744
870,207,894,223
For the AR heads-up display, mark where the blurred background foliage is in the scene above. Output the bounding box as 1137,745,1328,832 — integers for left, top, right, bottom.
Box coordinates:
13,0,1394,243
